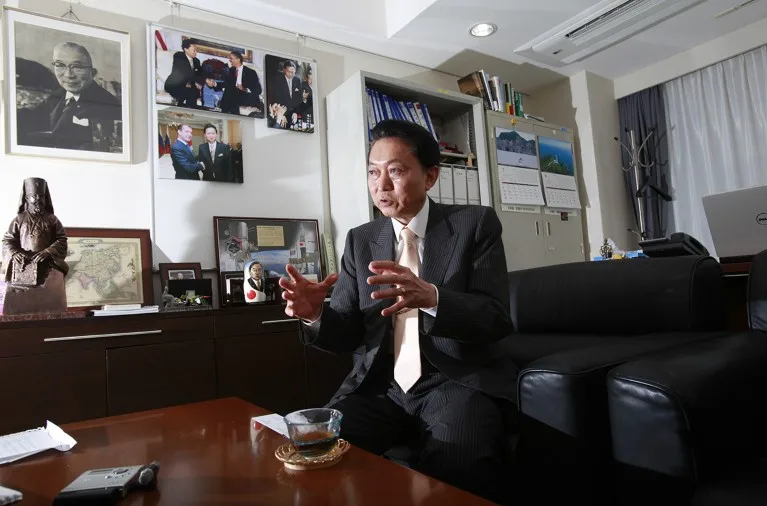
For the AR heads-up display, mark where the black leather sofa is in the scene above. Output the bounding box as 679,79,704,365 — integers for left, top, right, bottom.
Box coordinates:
506,256,728,503
607,250,767,505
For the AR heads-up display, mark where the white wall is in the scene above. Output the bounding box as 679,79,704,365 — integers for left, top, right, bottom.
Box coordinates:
0,0,460,272
614,15,767,99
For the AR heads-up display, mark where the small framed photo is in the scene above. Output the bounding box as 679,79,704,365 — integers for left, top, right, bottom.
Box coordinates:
264,54,314,133
214,216,322,306
159,262,202,287
4,8,131,162
222,271,245,306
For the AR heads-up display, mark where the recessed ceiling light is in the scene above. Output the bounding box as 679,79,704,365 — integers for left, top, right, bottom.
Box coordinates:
469,22,497,37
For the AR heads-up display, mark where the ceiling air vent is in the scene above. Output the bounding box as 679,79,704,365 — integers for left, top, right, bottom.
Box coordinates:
515,0,707,66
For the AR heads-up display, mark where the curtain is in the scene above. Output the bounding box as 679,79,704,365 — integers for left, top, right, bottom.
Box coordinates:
663,44,767,256
617,86,670,240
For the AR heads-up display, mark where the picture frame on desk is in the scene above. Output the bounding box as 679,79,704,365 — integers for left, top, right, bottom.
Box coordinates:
64,228,152,310
3,8,132,162
213,216,322,306
159,262,202,288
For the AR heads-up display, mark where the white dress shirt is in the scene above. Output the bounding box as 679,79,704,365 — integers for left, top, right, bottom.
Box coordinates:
186,54,194,70
305,198,438,327
235,66,244,88
285,76,293,98
64,92,80,102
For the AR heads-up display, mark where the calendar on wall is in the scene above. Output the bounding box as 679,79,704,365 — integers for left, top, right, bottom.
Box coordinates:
498,165,545,206
542,187,581,209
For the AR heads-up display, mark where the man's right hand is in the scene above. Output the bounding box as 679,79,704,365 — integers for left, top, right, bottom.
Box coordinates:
279,264,338,322
11,252,27,264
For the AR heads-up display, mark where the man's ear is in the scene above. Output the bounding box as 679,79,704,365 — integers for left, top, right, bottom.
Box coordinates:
424,165,440,192
91,68,98,79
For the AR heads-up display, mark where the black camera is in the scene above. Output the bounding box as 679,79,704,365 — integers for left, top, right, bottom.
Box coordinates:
52,461,159,505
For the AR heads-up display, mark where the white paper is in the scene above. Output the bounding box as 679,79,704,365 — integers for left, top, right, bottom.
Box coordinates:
0,421,77,465
453,167,468,205
500,165,540,186
251,414,289,438
0,485,22,505
541,172,578,191
439,166,454,203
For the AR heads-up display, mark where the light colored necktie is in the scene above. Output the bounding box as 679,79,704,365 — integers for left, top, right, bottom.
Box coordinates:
393,227,421,392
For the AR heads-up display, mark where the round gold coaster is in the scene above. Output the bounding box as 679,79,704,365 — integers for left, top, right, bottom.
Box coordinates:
274,439,350,471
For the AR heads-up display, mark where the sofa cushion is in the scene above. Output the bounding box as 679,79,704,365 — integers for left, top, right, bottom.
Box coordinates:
508,257,725,334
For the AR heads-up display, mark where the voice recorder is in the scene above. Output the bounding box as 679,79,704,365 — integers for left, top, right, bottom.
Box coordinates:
52,461,159,505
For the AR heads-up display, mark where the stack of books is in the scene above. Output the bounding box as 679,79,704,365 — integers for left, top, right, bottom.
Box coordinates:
457,71,525,117
365,87,437,141
91,304,160,317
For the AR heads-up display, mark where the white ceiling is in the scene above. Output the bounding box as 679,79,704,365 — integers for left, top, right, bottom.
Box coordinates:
177,0,767,92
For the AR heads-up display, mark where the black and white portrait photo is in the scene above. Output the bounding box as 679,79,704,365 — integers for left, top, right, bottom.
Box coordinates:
153,25,265,119
265,55,315,134
4,9,131,162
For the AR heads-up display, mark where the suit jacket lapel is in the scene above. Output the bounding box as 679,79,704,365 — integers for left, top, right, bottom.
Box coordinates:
422,202,457,286
370,219,394,264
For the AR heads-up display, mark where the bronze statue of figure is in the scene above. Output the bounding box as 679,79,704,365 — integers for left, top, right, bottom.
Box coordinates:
1,178,68,314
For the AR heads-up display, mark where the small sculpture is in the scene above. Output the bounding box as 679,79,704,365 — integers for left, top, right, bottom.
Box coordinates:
1,178,68,314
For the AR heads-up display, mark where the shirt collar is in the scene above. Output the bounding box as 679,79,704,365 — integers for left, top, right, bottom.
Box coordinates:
65,92,80,101
391,197,429,241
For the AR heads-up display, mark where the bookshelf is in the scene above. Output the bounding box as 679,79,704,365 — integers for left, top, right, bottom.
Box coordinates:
326,71,489,260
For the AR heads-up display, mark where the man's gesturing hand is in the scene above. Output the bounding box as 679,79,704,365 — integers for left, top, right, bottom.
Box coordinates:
367,261,437,317
279,264,338,322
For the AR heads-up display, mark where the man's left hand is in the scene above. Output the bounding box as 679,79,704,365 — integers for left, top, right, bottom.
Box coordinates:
368,261,437,317
31,250,51,263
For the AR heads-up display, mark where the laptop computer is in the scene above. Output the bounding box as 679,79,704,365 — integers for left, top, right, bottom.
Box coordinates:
702,184,767,258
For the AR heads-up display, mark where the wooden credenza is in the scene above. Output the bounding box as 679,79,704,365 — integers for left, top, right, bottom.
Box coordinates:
0,304,352,434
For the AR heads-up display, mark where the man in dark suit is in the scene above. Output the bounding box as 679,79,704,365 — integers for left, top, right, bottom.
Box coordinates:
170,123,205,180
231,142,243,183
197,123,232,182
216,51,263,115
269,60,301,118
164,39,206,107
279,120,516,502
16,42,121,151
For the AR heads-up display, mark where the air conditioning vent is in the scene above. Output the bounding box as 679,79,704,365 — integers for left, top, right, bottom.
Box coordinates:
515,0,707,66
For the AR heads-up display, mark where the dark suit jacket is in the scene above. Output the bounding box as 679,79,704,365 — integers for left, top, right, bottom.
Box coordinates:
164,52,203,95
170,139,201,180
17,81,121,150
270,75,302,111
301,202,518,403
219,65,262,113
197,142,232,182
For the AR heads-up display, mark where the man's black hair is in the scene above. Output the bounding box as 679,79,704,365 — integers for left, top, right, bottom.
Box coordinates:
182,39,195,50
203,123,217,133
370,119,440,171
230,51,243,63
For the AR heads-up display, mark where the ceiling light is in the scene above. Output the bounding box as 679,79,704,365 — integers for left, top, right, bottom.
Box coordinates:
469,23,497,37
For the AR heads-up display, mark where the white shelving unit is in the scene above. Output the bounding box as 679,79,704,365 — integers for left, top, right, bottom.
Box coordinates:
326,71,489,260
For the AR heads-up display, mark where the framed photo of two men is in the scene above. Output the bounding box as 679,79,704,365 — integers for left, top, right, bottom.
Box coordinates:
3,8,131,163
152,25,266,119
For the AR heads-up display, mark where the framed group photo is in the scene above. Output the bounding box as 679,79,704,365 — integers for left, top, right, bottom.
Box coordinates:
264,54,315,133
213,216,322,306
152,25,265,118
159,262,202,286
4,8,131,162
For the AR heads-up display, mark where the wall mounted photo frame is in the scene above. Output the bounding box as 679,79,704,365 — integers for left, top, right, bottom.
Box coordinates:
64,228,152,309
264,54,314,133
151,24,265,118
213,216,322,306
4,8,131,162
159,262,202,288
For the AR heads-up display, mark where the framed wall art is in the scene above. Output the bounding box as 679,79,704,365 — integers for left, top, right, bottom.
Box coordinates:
159,262,202,287
64,228,152,309
213,216,322,306
4,8,131,162
264,54,314,133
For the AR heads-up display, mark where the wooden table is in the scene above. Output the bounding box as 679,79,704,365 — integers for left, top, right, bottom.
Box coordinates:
0,398,494,505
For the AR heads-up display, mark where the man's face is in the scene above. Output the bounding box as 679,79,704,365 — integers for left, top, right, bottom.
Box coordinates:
283,65,295,79
250,264,263,280
236,143,242,150
228,54,242,68
184,44,197,59
367,138,438,223
204,127,217,143
306,74,312,86
52,45,95,95
178,125,193,143
26,193,46,216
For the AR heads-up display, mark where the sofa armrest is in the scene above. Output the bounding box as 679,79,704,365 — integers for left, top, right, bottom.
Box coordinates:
608,332,767,481
518,332,725,442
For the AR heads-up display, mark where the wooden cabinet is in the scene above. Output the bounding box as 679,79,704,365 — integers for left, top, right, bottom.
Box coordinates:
0,349,106,434
106,339,216,416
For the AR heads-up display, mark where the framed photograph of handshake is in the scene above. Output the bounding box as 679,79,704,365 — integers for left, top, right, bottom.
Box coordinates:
213,216,323,306
151,24,265,118
4,8,131,162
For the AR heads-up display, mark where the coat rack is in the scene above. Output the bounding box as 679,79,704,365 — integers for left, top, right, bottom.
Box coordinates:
615,128,671,239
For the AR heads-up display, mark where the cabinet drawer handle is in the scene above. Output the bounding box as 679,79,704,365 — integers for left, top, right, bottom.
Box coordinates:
44,330,163,342
262,319,296,325
547,222,552,236
535,221,540,236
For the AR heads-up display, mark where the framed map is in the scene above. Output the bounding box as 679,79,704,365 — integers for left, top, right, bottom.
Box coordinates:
64,228,152,309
